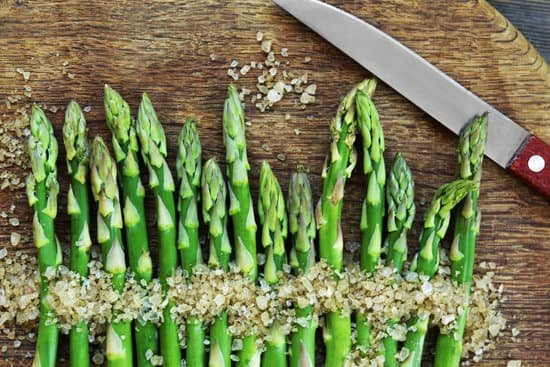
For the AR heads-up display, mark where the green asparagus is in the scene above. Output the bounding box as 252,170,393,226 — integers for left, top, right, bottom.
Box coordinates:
104,85,158,367
434,114,488,367
176,118,204,367
381,153,415,367
137,93,182,367
202,158,232,367
63,101,91,367
222,84,260,366
317,79,376,367
258,161,288,367
355,82,384,352
27,105,61,367
401,178,478,367
90,137,133,367
288,165,317,367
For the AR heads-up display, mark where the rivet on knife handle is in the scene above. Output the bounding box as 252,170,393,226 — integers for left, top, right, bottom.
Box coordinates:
508,135,550,198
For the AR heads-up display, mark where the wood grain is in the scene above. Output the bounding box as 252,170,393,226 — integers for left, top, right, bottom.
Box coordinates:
0,1,549,366
489,0,550,62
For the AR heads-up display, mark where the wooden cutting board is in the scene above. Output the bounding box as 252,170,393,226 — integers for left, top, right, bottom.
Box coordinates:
0,1,548,366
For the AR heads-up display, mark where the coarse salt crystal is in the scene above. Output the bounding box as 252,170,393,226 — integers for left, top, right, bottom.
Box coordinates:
267,89,282,103
305,84,317,95
240,65,251,75
299,92,315,104
10,232,20,246
256,31,264,41
261,40,272,53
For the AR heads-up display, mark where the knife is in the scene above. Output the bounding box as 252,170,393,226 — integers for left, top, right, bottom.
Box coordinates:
273,0,550,198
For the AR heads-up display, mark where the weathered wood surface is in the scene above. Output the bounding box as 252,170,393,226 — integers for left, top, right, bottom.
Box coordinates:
0,0,549,366
489,0,550,62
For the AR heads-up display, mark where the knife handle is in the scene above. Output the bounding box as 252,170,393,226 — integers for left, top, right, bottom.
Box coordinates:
508,135,550,198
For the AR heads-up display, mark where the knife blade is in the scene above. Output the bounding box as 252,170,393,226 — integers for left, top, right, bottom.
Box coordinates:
273,0,550,198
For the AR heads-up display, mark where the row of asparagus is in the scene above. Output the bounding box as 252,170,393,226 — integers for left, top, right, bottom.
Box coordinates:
26,79,487,367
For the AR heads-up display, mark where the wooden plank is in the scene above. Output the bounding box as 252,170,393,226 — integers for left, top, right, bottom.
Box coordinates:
490,0,550,62
0,1,548,366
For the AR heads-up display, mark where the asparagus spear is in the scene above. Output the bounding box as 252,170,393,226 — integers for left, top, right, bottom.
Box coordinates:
63,101,92,367
317,79,375,367
434,114,488,367
27,105,61,367
222,84,260,366
137,93,182,367
355,83,384,352
90,137,133,367
381,153,415,367
288,166,317,367
202,158,232,367
400,178,477,367
258,161,288,367
104,85,158,367
176,118,205,367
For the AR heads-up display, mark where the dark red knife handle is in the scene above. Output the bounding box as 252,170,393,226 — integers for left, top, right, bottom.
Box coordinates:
508,135,550,199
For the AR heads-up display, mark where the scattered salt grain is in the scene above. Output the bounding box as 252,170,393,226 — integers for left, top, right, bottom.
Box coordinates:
230,60,239,68
305,84,317,95
267,89,282,103
304,56,311,63
261,40,273,53
8,217,19,226
299,92,316,104
276,153,286,162
209,53,216,61
256,31,264,41
281,48,289,57
16,68,31,81
240,65,251,75
507,361,521,367
10,232,21,246
83,106,92,113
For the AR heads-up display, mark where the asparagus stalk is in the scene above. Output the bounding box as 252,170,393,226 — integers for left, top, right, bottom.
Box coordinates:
137,93,182,367
258,161,288,367
400,178,477,367
90,137,133,367
202,158,232,367
63,101,92,367
381,153,415,367
288,166,317,367
27,105,61,367
355,83,384,352
104,85,158,367
434,114,488,367
176,118,205,367
222,84,260,366
317,79,375,367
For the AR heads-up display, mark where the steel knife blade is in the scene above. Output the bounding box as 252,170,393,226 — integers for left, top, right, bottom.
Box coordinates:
273,0,550,197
